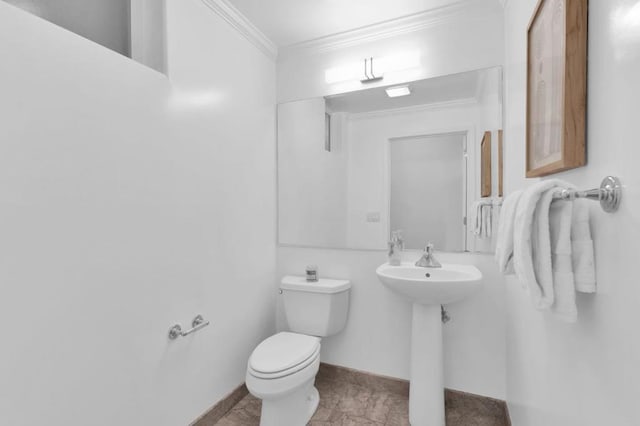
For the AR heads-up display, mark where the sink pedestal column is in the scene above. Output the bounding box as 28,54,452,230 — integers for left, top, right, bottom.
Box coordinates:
409,303,444,426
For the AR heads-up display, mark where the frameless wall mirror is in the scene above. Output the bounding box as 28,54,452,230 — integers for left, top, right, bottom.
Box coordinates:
3,0,166,74
277,66,503,252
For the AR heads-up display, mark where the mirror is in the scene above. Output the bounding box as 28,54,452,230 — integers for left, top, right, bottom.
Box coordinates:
278,67,503,252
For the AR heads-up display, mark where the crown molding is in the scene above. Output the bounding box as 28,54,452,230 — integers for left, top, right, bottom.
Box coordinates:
279,0,501,60
348,97,479,120
200,0,278,61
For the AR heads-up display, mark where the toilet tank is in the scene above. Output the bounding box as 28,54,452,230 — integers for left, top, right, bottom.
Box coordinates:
280,276,351,337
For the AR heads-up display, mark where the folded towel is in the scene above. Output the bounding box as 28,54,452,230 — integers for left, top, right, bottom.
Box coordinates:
472,199,493,239
483,204,491,238
497,181,596,320
472,201,482,236
495,190,523,274
549,200,577,322
571,200,597,292
513,179,572,309
531,187,557,308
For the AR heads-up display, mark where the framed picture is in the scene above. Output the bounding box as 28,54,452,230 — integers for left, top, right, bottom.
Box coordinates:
481,131,492,197
526,0,587,177
498,130,504,197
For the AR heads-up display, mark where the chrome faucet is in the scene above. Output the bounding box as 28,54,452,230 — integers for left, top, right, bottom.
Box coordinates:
388,230,404,266
415,243,442,268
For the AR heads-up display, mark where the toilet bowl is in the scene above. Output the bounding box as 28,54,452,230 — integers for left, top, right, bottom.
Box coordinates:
246,332,321,426
246,276,351,426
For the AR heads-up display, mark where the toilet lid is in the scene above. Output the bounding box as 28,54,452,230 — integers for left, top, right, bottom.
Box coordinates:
249,332,320,375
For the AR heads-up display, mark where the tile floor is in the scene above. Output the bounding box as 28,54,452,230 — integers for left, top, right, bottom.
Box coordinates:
214,372,508,426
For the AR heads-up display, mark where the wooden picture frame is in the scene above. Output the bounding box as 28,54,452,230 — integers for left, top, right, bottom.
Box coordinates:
526,0,587,177
481,131,492,197
498,130,504,197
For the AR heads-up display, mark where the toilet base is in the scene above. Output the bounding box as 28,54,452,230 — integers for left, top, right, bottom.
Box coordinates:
259,381,319,426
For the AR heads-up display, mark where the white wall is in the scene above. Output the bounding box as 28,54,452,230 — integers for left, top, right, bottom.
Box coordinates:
503,0,640,424
276,7,506,399
0,1,276,425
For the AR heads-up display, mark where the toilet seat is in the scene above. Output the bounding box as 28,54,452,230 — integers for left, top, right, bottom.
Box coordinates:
248,332,320,380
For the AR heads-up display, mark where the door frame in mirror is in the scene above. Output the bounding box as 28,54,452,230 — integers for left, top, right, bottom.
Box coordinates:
386,125,476,253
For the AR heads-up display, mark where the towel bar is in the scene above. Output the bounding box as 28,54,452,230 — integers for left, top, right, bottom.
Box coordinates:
553,176,622,213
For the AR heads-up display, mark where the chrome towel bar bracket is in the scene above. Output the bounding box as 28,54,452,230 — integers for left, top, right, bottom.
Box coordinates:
168,315,210,340
553,176,622,213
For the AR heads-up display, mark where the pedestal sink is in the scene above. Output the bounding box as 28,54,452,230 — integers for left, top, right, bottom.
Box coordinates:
376,262,482,426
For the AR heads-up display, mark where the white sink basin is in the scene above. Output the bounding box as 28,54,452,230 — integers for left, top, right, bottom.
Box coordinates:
376,262,482,305
375,261,483,425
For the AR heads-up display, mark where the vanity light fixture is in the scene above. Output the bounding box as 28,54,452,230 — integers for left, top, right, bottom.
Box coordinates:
385,85,411,98
361,57,383,83
325,51,421,84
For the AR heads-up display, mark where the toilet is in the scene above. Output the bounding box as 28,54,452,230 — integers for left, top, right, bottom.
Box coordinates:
246,276,351,426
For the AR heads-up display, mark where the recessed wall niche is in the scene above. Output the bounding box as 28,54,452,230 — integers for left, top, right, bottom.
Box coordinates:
3,0,166,74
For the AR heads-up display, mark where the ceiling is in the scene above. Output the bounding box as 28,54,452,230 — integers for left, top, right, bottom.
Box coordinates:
226,0,499,47
325,69,487,114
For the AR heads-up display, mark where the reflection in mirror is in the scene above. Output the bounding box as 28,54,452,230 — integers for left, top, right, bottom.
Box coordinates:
277,67,502,253
390,133,466,251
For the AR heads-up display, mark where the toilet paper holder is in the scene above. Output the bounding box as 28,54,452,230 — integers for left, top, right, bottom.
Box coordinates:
168,314,210,340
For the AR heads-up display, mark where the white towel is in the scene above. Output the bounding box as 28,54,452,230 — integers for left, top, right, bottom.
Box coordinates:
497,181,596,319
571,200,597,293
513,179,571,309
472,201,482,236
531,187,557,308
495,190,523,274
472,199,493,239
485,203,493,238
549,200,577,322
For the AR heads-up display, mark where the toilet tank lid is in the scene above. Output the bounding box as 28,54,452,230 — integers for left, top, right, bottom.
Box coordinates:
280,276,351,294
